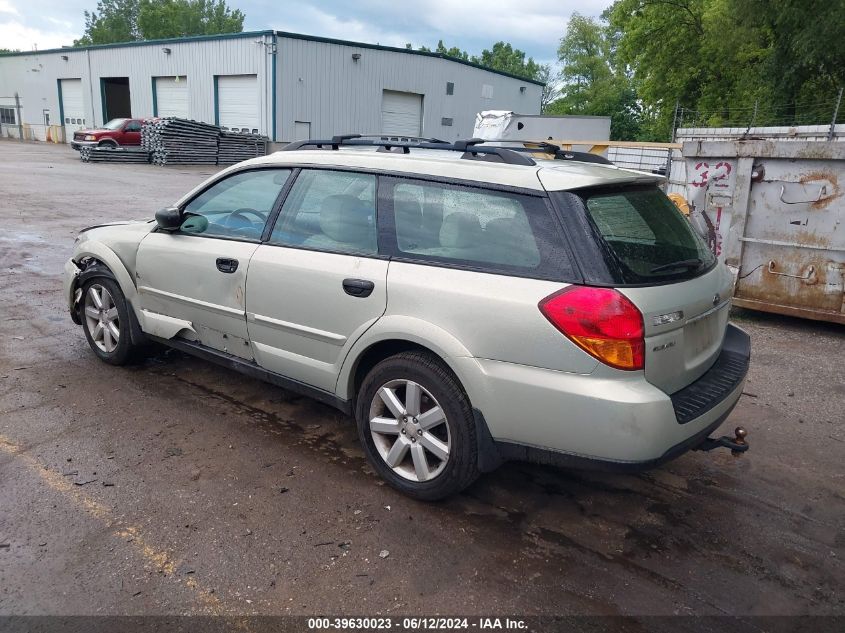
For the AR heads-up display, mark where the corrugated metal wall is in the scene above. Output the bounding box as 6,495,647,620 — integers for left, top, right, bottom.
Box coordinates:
0,33,272,138
0,32,543,143
276,36,543,142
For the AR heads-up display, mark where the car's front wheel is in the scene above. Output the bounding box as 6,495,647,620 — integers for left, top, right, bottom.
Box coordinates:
355,351,480,500
79,277,141,365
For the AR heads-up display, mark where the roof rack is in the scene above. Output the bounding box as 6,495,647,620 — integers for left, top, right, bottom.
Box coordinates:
482,140,614,165
282,135,537,166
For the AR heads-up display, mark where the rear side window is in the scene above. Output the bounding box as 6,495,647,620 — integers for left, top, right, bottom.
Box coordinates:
382,177,576,281
580,186,716,283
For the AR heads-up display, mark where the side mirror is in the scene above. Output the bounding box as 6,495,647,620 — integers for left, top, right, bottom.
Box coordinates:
155,206,182,231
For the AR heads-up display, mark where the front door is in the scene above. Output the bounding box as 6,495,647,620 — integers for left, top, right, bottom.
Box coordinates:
246,169,388,391
135,168,292,358
122,120,142,145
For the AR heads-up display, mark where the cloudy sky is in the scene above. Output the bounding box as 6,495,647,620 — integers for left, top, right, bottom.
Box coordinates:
0,0,609,64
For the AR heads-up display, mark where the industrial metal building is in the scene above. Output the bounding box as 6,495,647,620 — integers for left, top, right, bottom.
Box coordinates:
0,30,544,144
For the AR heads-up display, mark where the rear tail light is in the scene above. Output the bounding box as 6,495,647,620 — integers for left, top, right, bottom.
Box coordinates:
539,286,645,371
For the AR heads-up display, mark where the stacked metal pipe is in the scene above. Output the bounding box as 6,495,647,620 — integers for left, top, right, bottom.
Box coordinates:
142,118,220,165
218,130,270,164
79,146,152,163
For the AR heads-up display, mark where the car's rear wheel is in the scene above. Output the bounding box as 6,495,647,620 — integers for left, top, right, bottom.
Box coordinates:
79,278,140,365
355,351,480,500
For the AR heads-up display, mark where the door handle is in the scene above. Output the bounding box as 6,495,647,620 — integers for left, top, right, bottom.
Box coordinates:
216,258,239,273
342,278,375,298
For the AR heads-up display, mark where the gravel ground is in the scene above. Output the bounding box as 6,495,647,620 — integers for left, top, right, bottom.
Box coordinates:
0,140,842,624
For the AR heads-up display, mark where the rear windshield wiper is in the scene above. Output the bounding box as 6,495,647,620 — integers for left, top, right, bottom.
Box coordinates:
650,258,703,274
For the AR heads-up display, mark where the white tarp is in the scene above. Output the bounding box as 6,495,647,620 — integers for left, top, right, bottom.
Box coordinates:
473,111,611,143
472,111,513,140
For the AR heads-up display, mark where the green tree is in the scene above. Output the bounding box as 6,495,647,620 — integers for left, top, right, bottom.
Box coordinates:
547,13,641,140
475,41,541,79
76,0,140,45
418,40,470,60
606,0,845,137
75,0,243,45
729,0,844,117
535,64,559,113
138,0,245,39
414,40,542,81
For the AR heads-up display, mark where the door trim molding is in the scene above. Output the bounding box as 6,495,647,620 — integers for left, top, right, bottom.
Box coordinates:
138,285,244,318
248,311,347,345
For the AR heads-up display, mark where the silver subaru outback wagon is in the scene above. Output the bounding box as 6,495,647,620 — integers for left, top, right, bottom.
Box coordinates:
63,137,750,500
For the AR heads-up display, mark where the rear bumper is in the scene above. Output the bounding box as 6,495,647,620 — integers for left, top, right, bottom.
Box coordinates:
670,324,750,424
490,401,741,473
465,324,751,470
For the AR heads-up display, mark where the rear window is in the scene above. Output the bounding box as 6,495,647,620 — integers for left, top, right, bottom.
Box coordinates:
580,186,715,283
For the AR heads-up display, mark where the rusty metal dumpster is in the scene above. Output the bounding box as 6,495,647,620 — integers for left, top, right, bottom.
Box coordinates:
678,139,844,324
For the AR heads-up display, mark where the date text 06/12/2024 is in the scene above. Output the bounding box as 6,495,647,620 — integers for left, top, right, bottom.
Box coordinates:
307,617,528,630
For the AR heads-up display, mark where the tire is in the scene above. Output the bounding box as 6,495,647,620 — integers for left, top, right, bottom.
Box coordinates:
98,140,117,148
355,351,480,500
78,277,141,366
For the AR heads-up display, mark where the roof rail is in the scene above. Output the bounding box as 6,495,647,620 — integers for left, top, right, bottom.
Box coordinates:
482,140,614,165
281,136,537,166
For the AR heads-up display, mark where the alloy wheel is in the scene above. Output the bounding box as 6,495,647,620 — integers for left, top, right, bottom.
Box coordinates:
83,284,120,353
368,379,451,482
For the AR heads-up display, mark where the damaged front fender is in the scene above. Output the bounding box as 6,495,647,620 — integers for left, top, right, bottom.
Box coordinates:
65,256,147,346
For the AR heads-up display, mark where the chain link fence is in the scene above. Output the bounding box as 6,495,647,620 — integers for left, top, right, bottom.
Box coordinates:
674,90,844,139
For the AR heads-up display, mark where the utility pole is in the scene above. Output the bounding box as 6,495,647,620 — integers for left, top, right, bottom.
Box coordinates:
14,92,23,141
829,88,843,140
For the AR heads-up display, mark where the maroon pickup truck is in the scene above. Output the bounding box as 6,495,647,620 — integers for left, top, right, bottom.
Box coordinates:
71,118,144,150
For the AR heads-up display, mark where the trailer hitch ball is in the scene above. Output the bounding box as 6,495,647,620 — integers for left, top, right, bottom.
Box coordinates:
732,426,748,456
695,426,750,455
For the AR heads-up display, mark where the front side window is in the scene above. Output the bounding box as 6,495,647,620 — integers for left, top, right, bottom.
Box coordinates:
180,169,291,240
125,121,141,132
384,178,577,281
581,186,716,283
269,169,377,255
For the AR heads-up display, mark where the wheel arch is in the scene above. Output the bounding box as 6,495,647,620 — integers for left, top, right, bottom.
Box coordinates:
72,246,146,345
336,316,482,405
340,326,504,475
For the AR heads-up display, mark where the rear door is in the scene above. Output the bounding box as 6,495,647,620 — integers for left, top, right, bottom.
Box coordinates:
550,186,734,394
245,169,388,392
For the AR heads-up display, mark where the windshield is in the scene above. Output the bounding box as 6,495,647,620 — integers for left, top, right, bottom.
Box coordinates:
103,118,128,130
579,186,716,284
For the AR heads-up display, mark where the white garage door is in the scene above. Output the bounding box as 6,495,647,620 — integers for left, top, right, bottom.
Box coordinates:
60,78,85,143
381,90,423,136
217,74,259,133
155,76,189,118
